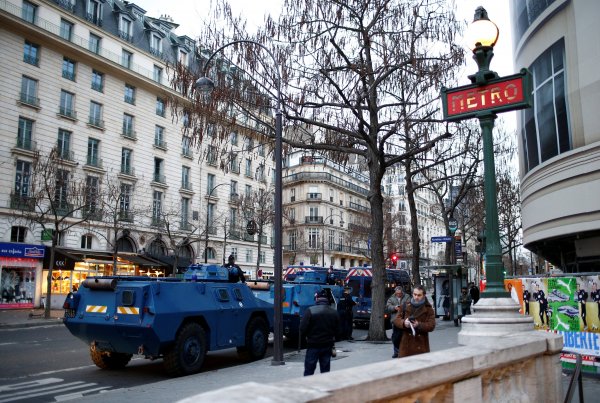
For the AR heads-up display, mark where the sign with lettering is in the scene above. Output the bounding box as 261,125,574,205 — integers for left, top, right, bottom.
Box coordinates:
0,243,45,258
440,69,532,121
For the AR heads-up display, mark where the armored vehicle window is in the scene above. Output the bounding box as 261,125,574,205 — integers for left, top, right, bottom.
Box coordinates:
122,290,135,306
233,288,243,301
217,288,230,302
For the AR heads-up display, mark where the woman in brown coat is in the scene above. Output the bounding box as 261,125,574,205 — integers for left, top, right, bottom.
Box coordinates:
398,285,436,357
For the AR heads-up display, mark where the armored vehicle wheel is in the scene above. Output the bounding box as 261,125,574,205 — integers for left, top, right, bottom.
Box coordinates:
90,349,132,370
164,322,207,376
237,317,268,361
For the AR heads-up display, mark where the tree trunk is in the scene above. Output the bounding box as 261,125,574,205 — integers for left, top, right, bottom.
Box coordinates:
44,242,56,319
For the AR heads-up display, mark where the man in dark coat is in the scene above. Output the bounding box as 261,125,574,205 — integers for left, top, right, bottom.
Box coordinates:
387,286,410,358
300,289,340,376
224,255,246,283
399,285,436,358
337,286,356,340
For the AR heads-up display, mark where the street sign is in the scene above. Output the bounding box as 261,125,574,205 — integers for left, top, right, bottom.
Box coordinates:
448,218,458,233
431,236,452,243
440,69,532,121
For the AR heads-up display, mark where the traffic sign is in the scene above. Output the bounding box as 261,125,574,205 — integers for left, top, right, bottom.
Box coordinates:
431,236,452,243
448,218,458,233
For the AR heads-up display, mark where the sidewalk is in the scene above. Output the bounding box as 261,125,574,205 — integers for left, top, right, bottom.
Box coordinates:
0,308,64,328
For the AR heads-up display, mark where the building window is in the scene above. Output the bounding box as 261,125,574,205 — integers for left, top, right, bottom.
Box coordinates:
230,131,238,146
153,65,162,84
60,19,73,41
91,70,104,92
81,235,93,249
290,188,295,202
182,166,190,190
121,49,132,69
89,33,101,54
120,183,131,214
289,230,297,251
55,170,69,210
245,184,252,198
245,249,253,263
150,34,162,57
17,117,33,149
182,136,192,158
22,1,37,24
230,180,238,198
156,98,165,116
59,90,75,118
155,126,165,148
207,145,217,165
86,0,103,26
207,174,216,194
122,114,134,138
259,251,266,264
153,158,164,183
521,39,570,173
20,76,38,106
89,101,103,127
23,40,39,66
181,198,190,229
124,84,135,104
179,49,188,65
308,228,319,249
87,138,99,166
15,160,31,198
85,176,99,215
62,57,76,81
152,191,162,220
245,159,252,178
57,129,71,160
11,226,27,243
121,148,133,175
119,17,132,42
230,208,238,228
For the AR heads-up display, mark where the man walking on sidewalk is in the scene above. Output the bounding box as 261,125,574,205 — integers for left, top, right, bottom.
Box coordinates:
387,286,409,358
398,285,436,357
300,289,340,376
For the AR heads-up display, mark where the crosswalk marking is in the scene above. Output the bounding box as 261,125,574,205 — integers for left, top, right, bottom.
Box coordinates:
0,378,112,403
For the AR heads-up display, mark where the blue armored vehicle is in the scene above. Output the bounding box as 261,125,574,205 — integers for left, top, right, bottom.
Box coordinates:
254,270,344,343
346,266,412,328
63,264,273,377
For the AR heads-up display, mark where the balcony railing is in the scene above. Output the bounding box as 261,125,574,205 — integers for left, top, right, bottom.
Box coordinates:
85,156,102,168
229,230,241,240
62,70,76,81
120,166,135,176
10,194,35,211
124,95,135,104
154,140,167,150
16,138,35,151
153,174,166,184
182,148,193,158
231,164,240,174
151,218,165,228
53,0,75,13
305,216,324,224
150,48,163,59
181,182,193,191
91,82,103,92
58,150,75,161
118,30,133,42
23,54,39,66
88,117,104,128
229,193,240,203
122,130,137,140
307,193,322,200
85,13,102,26
118,210,134,222
58,106,76,119
19,92,39,107
349,201,370,213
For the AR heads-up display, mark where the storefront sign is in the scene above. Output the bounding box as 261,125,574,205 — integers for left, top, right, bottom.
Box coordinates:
440,69,532,121
0,243,45,259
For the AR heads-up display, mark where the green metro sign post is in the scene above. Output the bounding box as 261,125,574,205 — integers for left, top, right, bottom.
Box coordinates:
441,7,533,298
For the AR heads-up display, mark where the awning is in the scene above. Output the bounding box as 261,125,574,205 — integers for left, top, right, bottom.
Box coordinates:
52,249,169,269
117,253,167,267
43,247,83,271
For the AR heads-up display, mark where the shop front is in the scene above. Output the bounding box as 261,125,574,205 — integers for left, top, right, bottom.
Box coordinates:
0,242,45,309
41,248,169,308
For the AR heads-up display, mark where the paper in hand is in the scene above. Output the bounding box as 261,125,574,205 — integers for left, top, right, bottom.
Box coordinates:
409,322,416,336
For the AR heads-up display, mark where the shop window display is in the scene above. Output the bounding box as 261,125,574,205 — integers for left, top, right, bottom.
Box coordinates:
0,268,35,307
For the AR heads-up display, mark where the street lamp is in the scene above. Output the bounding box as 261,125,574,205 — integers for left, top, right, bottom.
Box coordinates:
465,7,507,298
321,213,344,267
194,40,285,365
204,182,231,263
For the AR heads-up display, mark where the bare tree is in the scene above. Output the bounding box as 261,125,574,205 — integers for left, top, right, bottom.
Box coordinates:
239,185,275,274
174,0,465,341
497,169,522,275
14,148,93,318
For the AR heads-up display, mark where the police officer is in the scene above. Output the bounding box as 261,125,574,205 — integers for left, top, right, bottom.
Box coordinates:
337,286,356,340
224,255,246,283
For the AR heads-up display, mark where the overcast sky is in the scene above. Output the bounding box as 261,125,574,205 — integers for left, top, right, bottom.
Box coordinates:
138,0,517,127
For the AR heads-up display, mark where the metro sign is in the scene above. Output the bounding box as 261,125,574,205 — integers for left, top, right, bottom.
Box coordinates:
441,69,532,121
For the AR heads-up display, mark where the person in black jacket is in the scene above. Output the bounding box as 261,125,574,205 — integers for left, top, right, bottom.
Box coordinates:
300,289,340,376
224,255,246,283
337,286,356,340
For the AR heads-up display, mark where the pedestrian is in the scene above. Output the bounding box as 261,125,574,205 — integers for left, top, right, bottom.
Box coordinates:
300,289,340,376
224,255,246,283
396,285,436,358
326,265,336,285
337,286,356,340
533,282,549,329
577,280,589,331
468,282,480,304
523,285,531,315
387,286,410,358
459,287,472,320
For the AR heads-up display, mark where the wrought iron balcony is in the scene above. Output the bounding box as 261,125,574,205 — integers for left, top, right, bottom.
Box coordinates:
10,194,34,211
305,216,324,224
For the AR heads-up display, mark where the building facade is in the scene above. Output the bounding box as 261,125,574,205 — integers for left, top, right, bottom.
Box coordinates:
510,0,600,272
282,152,371,269
0,0,275,308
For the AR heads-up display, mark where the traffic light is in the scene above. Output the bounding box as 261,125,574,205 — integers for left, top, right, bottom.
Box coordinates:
391,253,398,268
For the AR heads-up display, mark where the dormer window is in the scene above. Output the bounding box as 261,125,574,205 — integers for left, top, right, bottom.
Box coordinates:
150,34,162,57
86,0,103,26
179,49,188,66
119,17,133,42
